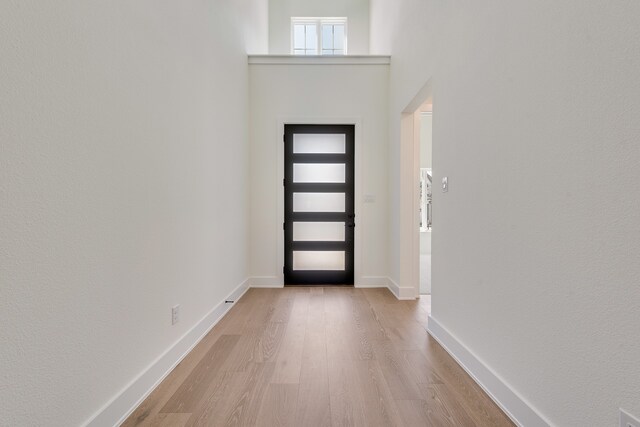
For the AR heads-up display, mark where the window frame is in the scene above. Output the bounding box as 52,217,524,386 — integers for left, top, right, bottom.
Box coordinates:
291,17,348,56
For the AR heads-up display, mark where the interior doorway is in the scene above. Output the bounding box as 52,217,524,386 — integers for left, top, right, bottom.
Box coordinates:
419,110,432,296
398,78,432,303
283,124,355,285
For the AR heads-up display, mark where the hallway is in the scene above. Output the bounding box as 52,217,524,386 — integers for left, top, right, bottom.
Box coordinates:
123,288,513,426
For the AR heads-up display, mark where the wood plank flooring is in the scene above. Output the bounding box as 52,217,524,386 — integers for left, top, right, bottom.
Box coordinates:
123,287,514,427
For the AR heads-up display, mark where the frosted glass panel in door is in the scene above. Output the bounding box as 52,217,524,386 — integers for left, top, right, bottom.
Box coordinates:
293,134,346,154
293,222,345,241
293,251,345,270
293,193,345,212
293,163,345,183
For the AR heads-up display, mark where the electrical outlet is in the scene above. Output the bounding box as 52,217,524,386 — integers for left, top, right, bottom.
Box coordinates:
621,409,640,427
171,305,180,325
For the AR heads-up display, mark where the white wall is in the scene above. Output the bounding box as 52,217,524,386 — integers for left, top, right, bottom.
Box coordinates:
241,0,270,54
249,59,389,287
371,1,640,426
269,0,370,54
0,1,267,425
420,113,433,172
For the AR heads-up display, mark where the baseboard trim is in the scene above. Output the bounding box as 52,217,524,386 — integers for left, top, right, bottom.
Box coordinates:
427,316,552,427
248,276,284,288
387,277,416,300
82,279,250,427
356,276,390,288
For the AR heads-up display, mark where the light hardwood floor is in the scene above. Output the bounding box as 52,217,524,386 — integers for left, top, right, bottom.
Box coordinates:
123,287,513,427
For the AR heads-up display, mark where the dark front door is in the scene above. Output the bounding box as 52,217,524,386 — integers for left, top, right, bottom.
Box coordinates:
284,124,355,285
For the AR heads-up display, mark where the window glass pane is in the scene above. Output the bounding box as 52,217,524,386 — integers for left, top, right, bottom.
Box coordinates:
293,251,345,271
293,134,346,154
293,193,345,212
294,164,345,183
305,24,317,50
294,25,305,49
293,222,345,241
322,49,333,55
322,25,334,50
334,25,345,50
334,50,344,56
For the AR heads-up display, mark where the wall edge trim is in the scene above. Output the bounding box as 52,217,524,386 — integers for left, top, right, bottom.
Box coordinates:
248,55,391,65
427,316,553,427
387,277,416,300
356,276,390,288
82,279,251,427
248,276,284,288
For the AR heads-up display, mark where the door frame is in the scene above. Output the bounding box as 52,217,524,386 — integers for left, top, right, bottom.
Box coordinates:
276,117,363,287
399,78,433,299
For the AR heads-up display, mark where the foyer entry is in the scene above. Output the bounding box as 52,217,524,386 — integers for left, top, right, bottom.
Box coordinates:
283,124,355,285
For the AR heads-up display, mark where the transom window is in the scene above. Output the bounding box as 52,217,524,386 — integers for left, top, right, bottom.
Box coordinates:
291,18,347,56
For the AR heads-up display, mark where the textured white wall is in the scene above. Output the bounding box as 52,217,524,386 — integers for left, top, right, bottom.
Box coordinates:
420,114,433,171
249,62,389,284
0,1,267,425
371,1,640,425
269,0,370,54
241,1,270,55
